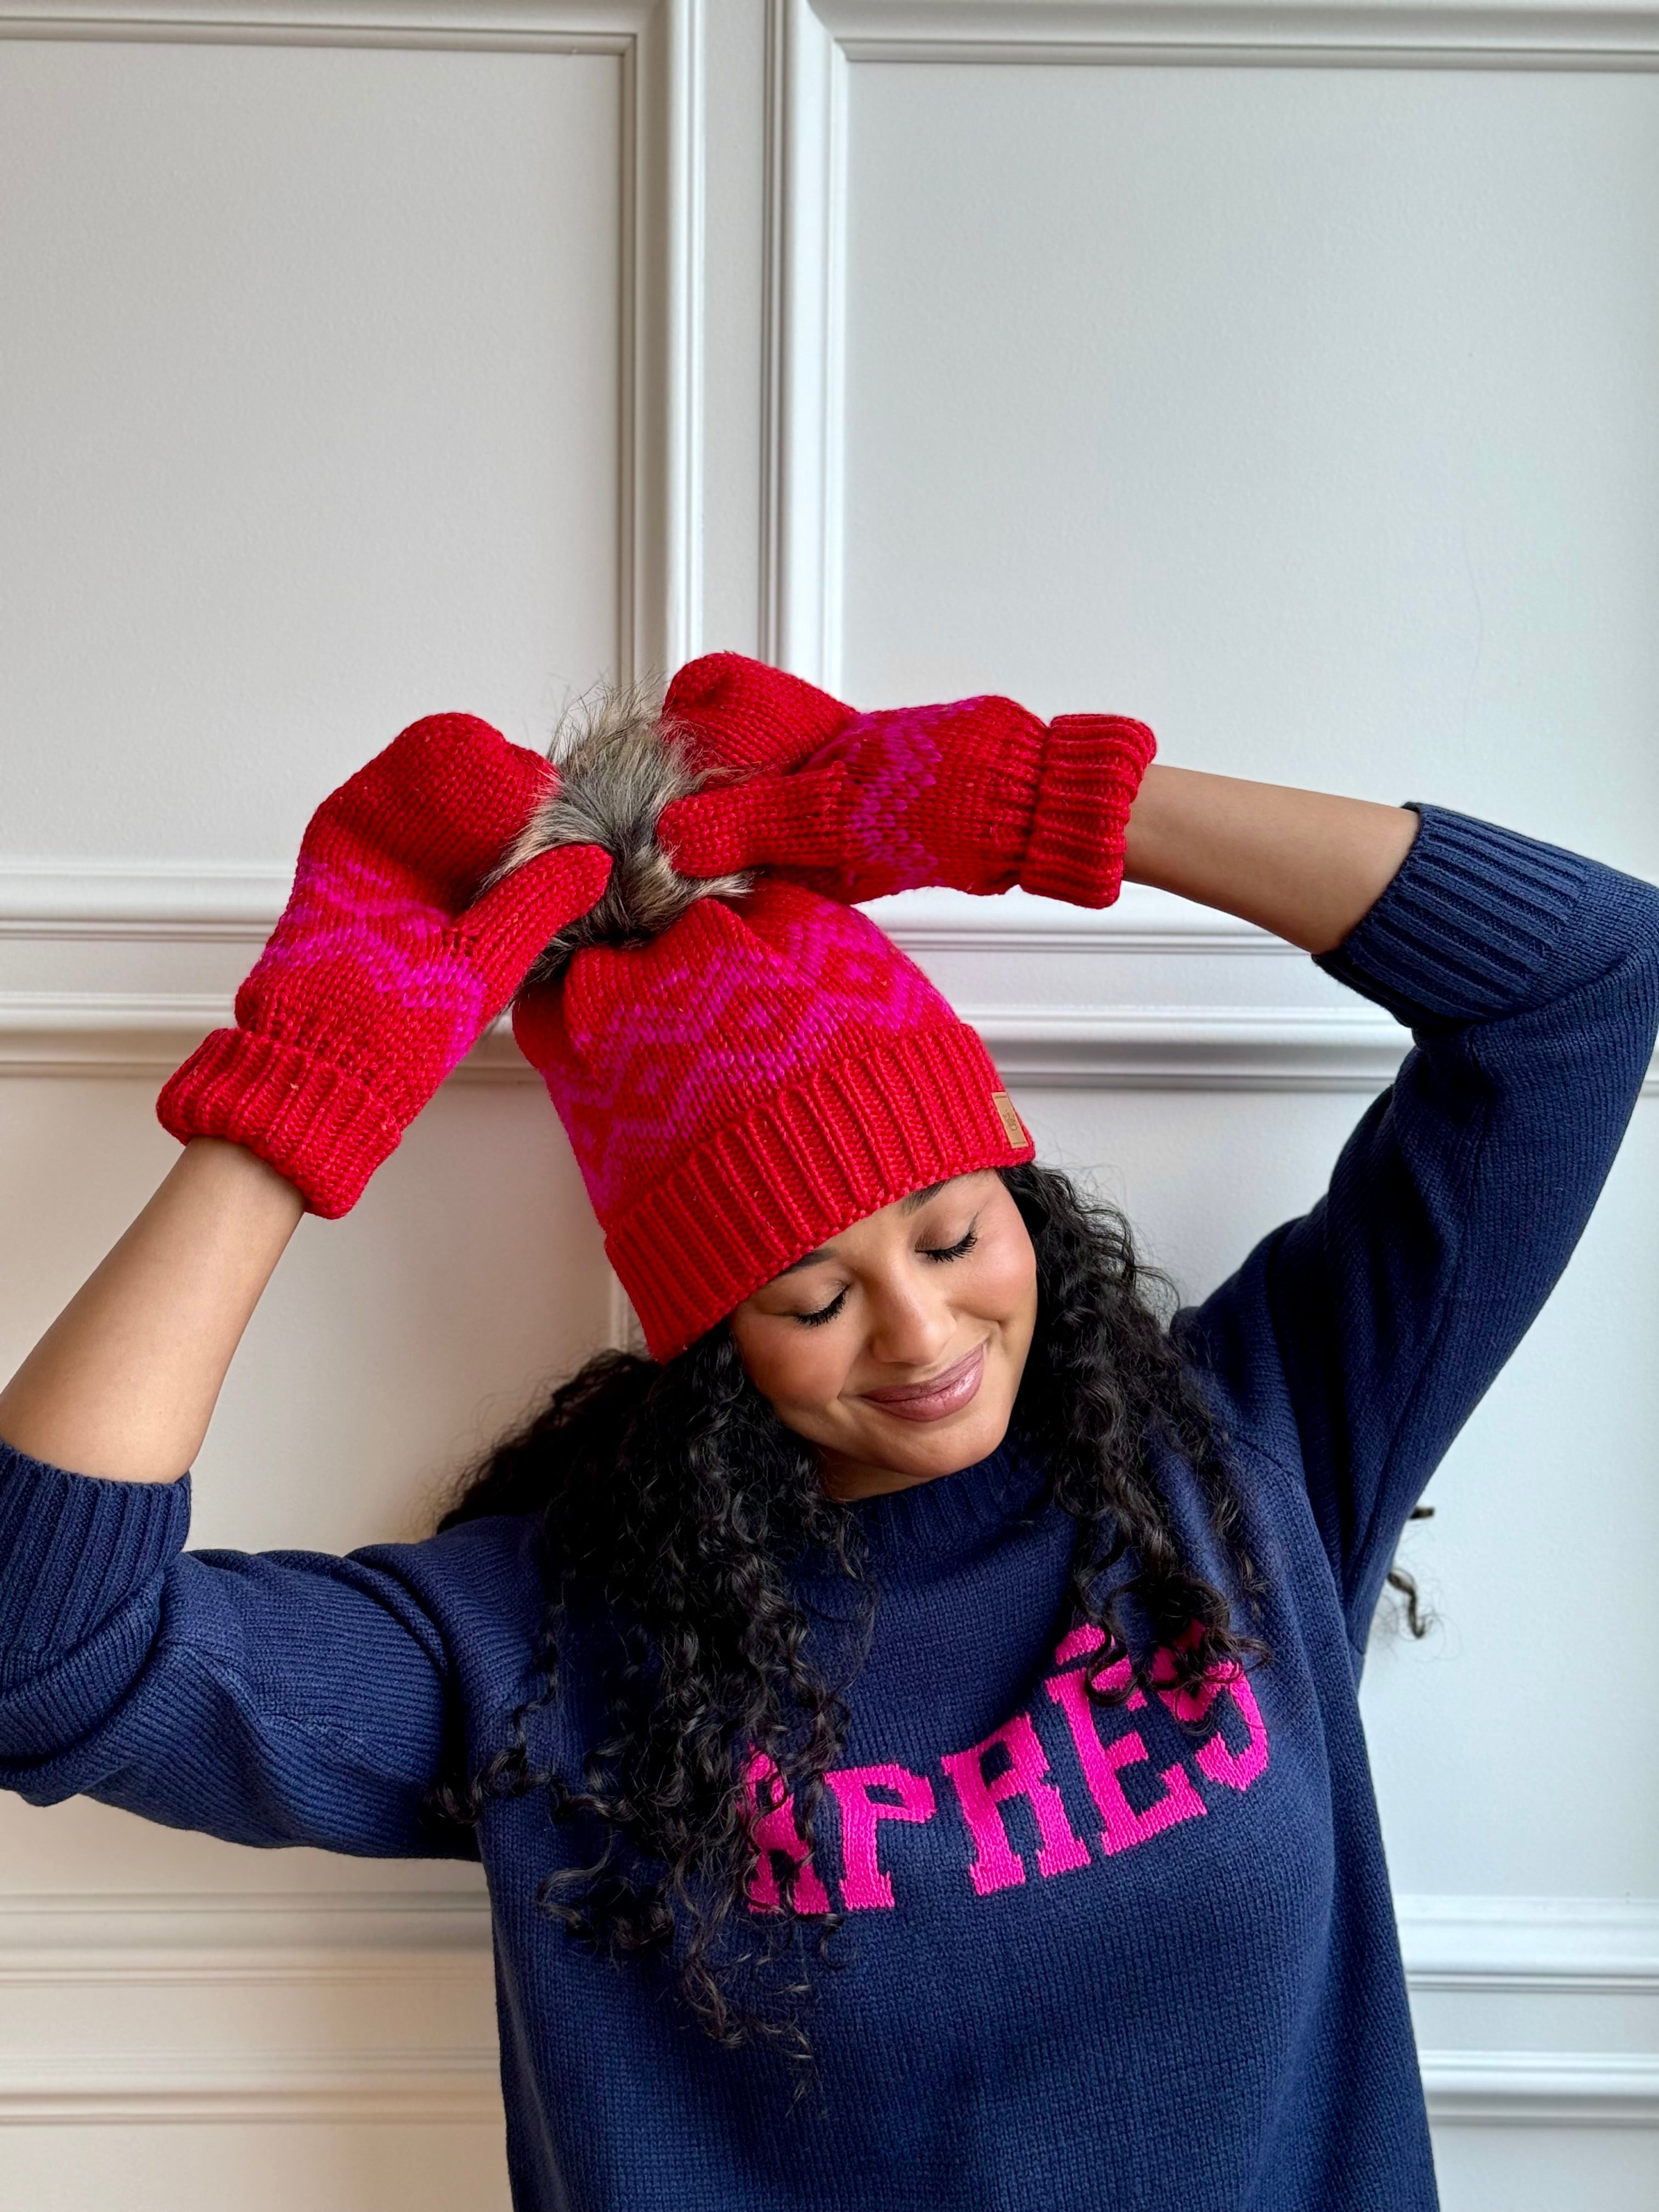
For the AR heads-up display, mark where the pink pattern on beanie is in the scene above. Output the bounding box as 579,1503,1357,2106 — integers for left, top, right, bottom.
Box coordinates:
507,650,1156,1357
514,878,1032,1360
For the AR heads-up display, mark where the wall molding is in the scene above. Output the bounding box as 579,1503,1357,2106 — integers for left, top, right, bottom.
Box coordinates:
4,2049,1654,2128
0,864,294,943
812,0,1659,68
763,0,1659,695
0,0,657,33
0,0,704,687
7,2049,1655,2128
4,871,1657,1090
4,1001,1657,1094
1,1887,1657,2126
0,1887,492,1976
0,863,1293,947
5,1884,1656,1980
1421,2051,1659,2127
761,0,848,677
1403,1893,1659,1994
0,991,1448,1090
0,2051,500,2126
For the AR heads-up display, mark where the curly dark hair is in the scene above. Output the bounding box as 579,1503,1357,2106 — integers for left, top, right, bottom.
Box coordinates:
431,1159,1430,2080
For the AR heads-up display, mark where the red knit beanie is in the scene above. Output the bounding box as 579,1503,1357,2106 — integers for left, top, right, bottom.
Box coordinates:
514,874,1032,1361
506,654,1153,1360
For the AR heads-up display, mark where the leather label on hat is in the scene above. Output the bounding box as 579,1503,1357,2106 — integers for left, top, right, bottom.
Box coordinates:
991,1090,1026,1148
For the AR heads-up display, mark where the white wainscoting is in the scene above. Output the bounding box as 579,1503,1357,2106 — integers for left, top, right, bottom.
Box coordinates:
759,0,1659,697
0,0,706,833
1,1881,1656,2125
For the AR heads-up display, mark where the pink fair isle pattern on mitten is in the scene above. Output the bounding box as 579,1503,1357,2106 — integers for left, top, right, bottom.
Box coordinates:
158,715,611,1216
657,653,1157,910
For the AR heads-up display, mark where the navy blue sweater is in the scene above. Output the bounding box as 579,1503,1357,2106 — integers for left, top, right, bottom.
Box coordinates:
2,803,1656,2211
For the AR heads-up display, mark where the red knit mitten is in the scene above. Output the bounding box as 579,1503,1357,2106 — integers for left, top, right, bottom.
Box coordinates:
658,651,1156,907
157,715,612,1216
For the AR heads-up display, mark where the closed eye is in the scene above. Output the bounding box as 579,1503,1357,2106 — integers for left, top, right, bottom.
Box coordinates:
921,1228,978,1263
791,1224,978,1324
794,1286,849,1328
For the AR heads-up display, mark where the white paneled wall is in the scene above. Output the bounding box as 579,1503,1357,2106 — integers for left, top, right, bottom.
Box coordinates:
1,3,1656,2206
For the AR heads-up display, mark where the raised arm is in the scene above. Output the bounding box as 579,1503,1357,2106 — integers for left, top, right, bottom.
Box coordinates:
0,1137,303,1485
650,654,1418,939
1120,762,1421,953
1172,798,1659,1653
0,713,610,1487
0,712,612,1855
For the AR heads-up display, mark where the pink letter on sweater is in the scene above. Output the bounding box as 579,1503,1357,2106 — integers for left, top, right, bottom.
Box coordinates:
825,1764,936,1909
940,1713,1091,1895
742,1752,832,1913
1051,1621,1148,1705
1151,1636,1270,1791
1045,1666,1207,1854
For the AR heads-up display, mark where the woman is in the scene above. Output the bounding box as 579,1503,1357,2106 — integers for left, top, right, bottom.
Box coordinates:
1,652,1654,2211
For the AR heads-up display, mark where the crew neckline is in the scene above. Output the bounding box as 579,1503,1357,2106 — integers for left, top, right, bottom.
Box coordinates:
827,1432,1054,1566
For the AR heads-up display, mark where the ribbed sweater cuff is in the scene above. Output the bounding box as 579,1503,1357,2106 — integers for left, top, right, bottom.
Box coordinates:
1312,803,1594,1025
0,1440,190,1662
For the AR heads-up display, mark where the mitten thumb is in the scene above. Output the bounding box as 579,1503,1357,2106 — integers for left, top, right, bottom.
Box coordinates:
664,652,855,774
658,766,850,880
461,844,613,1013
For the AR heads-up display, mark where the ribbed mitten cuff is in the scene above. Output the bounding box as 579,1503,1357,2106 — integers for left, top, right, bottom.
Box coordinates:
0,1439,190,1662
1022,716,1159,907
1313,803,1595,1026
156,1025,403,1218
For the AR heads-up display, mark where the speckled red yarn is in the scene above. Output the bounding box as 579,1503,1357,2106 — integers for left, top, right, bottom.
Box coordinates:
658,652,1157,909
157,715,610,1217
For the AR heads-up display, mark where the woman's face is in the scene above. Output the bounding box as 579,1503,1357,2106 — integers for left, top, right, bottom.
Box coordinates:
727,1170,1039,1502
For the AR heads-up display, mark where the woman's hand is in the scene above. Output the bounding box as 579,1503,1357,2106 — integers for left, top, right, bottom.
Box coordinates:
156,714,612,1216
653,654,1420,951
654,651,1156,908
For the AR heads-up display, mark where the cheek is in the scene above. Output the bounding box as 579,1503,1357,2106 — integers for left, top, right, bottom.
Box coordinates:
730,1319,850,1416
970,1227,1039,1327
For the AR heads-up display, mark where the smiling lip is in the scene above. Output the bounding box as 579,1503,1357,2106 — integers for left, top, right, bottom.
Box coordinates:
860,1343,987,1424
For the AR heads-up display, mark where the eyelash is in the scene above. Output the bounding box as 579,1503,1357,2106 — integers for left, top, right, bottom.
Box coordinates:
792,1227,979,1327
924,1228,979,1265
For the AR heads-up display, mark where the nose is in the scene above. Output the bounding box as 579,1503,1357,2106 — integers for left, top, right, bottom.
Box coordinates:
863,1260,958,1371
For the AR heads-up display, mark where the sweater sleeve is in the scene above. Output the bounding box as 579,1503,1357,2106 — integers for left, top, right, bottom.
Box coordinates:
0,1441,480,1858
1171,802,1659,1661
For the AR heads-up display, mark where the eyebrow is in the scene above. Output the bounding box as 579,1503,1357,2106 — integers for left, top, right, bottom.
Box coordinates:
774,1181,956,1275
900,1179,952,1216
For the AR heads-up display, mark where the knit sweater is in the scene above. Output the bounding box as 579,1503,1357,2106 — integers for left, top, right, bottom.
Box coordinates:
2,803,1656,2211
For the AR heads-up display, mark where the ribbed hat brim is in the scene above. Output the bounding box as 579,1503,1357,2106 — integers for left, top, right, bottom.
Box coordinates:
605,1019,1033,1361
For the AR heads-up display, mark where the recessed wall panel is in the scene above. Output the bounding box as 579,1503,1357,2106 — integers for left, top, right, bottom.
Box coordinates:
0,41,622,862
842,61,1659,877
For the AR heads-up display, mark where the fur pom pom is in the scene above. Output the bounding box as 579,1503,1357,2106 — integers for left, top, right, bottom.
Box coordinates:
493,677,751,989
